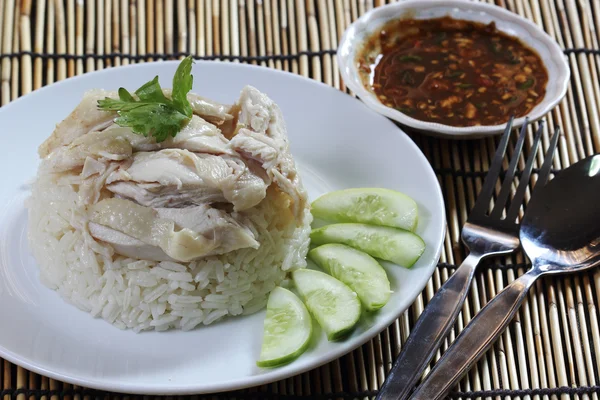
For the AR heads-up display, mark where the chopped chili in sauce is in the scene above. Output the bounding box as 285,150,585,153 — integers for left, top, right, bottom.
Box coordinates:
357,17,548,127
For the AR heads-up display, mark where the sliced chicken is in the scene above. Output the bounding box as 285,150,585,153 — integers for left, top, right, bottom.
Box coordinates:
42,128,138,172
229,86,308,221
162,115,234,155
88,198,258,262
88,222,175,262
44,115,236,174
106,181,226,208
39,89,118,158
105,149,268,210
79,159,120,204
161,89,233,125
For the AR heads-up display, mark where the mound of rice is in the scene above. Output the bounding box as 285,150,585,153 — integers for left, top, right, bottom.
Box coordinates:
27,86,312,332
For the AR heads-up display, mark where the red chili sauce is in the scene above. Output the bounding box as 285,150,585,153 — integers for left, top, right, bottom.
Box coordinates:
357,17,549,127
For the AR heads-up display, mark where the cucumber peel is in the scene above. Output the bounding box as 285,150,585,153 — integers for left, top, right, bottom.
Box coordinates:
310,223,425,268
311,188,418,231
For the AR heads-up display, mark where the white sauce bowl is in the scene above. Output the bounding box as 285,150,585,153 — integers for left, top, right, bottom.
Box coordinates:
337,0,571,138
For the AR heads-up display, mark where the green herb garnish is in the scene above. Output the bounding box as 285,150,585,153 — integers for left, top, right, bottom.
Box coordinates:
504,50,521,64
447,70,463,78
518,78,534,90
97,56,194,142
457,83,473,89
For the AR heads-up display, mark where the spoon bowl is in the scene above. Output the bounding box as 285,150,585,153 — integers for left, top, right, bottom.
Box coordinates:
521,154,600,273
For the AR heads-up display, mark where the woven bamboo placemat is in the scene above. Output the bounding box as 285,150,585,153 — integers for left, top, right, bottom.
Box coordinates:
1,0,600,398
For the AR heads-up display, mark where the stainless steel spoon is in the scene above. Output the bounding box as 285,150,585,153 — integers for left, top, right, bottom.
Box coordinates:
409,153,600,400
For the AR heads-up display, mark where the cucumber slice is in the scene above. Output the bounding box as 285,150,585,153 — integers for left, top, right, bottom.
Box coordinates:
308,244,391,311
257,286,312,368
292,269,361,341
310,223,425,268
311,188,418,231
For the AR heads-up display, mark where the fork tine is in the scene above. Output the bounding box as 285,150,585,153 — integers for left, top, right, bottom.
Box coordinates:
489,119,530,219
505,121,547,222
531,127,561,198
470,115,514,217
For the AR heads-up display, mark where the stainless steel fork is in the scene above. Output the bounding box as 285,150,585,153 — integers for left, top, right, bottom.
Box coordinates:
376,117,549,400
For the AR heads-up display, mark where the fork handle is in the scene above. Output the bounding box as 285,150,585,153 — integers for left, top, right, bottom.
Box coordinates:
409,270,540,400
376,253,482,400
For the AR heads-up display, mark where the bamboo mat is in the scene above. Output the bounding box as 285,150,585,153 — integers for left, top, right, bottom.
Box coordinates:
1,0,600,399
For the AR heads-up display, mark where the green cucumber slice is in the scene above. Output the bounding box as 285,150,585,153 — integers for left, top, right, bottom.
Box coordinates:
257,286,312,368
292,269,361,341
311,188,418,231
308,243,391,311
310,223,425,268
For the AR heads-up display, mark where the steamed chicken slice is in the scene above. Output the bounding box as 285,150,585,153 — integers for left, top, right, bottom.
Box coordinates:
38,89,118,157
44,116,234,173
165,115,234,155
40,87,232,159
88,198,259,262
229,86,307,220
161,89,234,125
105,148,268,210
105,181,226,208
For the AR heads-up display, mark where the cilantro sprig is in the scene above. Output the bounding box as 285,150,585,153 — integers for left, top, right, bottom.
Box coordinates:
97,56,194,142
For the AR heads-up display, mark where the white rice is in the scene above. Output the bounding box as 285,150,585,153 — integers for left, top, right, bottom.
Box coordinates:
27,174,312,332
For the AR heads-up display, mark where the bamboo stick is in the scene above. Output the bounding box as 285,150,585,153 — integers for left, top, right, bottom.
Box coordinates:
270,0,282,70
32,0,45,89
230,0,239,57
262,0,274,69
1,0,15,105
305,0,322,81
130,0,138,60
66,0,74,75
178,0,187,54
221,0,230,57
238,0,246,58
165,0,174,55
246,0,257,65
112,0,121,66
136,0,145,63
105,0,112,67
255,0,269,67
19,0,31,95
285,0,299,74
10,0,20,101
120,0,130,65
295,0,308,76
187,0,196,55
97,0,104,69
147,0,155,60
212,0,220,54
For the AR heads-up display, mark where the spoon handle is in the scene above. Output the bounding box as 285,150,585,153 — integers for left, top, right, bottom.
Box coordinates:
408,269,540,400
376,253,482,400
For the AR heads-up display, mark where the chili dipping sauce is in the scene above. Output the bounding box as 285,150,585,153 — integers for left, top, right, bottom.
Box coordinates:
357,17,549,127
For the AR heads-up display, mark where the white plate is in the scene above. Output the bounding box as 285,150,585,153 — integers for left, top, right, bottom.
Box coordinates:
0,61,445,395
337,0,570,138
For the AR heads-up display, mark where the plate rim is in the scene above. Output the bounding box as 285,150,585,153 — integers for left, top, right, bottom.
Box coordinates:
0,60,446,395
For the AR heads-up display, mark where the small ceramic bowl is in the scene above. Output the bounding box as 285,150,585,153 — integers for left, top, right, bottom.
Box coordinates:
337,0,571,138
